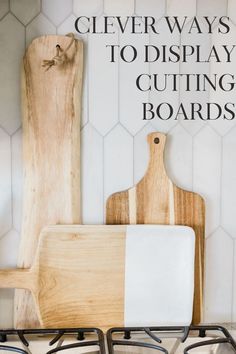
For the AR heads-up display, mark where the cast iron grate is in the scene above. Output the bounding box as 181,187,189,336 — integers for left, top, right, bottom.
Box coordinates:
106,325,236,353
0,328,105,353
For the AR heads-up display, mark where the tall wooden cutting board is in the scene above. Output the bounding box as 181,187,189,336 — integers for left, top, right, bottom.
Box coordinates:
15,35,83,328
106,132,205,324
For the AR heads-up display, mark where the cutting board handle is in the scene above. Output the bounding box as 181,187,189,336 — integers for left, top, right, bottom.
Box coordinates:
146,132,168,179
0,269,35,291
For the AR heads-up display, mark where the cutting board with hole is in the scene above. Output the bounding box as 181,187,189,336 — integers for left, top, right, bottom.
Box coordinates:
0,225,195,332
15,35,83,328
106,132,205,324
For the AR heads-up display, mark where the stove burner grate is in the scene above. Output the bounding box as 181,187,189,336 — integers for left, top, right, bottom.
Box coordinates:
106,325,236,353
0,328,106,353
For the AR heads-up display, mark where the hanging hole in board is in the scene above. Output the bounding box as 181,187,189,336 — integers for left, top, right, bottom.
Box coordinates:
154,137,160,144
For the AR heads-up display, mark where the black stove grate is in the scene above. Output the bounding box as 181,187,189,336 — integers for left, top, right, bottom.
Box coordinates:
0,325,235,353
106,325,236,353
0,328,106,353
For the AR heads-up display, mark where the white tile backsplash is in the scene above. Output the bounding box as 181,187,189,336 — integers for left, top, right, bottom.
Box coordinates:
149,17,180,133
165,124,193,190
12,129,23,233
10,0,40,25
222,127,236,238
193,126,221,236
0,0,235,327
73,0,103,17
228,0,236,25
135,0,165,18
104,0,134,16
197,0,227,17
179,21,211,136
0,14,25,135
0,229,20,327
42,0,73,26
119,21,149,135
204,228,234,323
0,128,12,238
0,0,9,20
134,123,156,184
88,16,119,135
57,15,89,128
104,124,133,201
166,0,196,17
209,23,236,136
26,13,56,46
81,123,104,224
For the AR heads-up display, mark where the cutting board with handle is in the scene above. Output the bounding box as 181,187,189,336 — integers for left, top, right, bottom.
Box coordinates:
16,35,83,328
106,132,205,324
0,225,195,332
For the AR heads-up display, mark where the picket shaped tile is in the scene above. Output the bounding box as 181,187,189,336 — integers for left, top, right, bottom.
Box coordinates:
134,123,156,184
12,129,23,233
228,1,236,25
193,126,221,236
0,128,11,238
179,21,211,135
119,20,149,135
0,0,9,20
104,0,134,16
197,0,227,17
165,124,192,190
149,18,180,133
104,125,133,202
0,14,24,134
204,228,233,322
81,124,104,224
135,0,165,18
58,15,88,128
0,229,20,267
42,0,72,26
89,16,119,135
73,0,103,17
222,127,236,238
209,24,236,135
26,14,56,46
10,0,40,25
166,0,196,17
0,229,20,328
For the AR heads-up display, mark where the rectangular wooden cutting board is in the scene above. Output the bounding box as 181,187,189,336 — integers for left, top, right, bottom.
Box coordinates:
15,35,83,328
0,225,195,332
106,132,205,324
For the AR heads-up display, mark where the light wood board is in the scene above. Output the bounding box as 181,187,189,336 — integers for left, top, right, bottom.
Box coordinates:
106,132,205,324
16,35,83,328
0,225,195,332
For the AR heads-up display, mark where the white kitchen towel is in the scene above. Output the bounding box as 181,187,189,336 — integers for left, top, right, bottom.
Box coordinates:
124,225,195,326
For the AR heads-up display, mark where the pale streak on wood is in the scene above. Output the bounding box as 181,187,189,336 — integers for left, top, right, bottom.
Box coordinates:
128,188,137,224
0,226,126,332
168,180,175,225
15,35,83,328
106,132,205,324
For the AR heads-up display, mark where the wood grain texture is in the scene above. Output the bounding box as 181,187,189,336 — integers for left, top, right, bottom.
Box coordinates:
15,35,83,328
1,226,126,331
0,225,194,331
106,132,205,324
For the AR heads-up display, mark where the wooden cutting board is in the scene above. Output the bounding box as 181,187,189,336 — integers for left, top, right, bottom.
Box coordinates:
0,225,195,332
106,132,205,324
16,35,83,328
